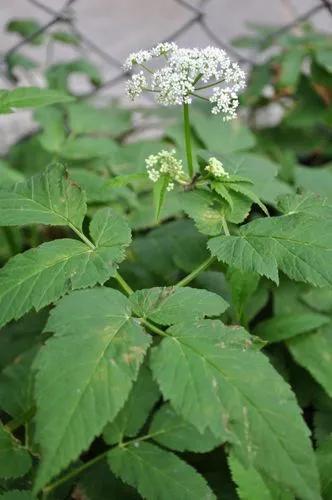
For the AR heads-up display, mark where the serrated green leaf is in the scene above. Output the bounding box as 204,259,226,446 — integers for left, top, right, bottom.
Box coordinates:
0,87,73,113
287,324,332,397
316,435,332,498
254,313,330,343
34,287,151,492
227,182,269,216
149,403,221,452
228,453,293,500
130,286,228,325
211,181,233,210
277,193,332,218
209,213,332,286
181,190,227,235
200,151,293,206
0,424,31,479
103,365,159,445
108,442,215,500
0,163,86,229
150,319,320,500
0,208,131,328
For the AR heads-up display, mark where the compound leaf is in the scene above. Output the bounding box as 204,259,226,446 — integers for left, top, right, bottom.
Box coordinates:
34,288,151,492
150,320,320,500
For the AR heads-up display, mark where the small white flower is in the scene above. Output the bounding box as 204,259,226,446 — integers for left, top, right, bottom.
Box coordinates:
125,71,147,100
124,44,246,120
145,149,184,190
210,87,239,121
150,42,177,57
124,50,152,71
205,157,229,178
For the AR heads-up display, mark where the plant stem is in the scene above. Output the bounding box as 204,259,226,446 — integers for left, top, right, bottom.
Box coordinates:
190,93,210,102
221,215,230,236
43,428,170,495
114,271,134,296
140,318,167,337
183,103,194,178
5,406,36,433
68,223,96,250
175,255,216,288
43,450,109,494
195,78,225,91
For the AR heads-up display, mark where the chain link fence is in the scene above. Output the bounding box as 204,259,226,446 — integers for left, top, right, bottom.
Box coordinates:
0,0,331,148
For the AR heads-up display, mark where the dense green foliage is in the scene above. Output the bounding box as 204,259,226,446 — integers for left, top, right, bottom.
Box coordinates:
0,18,332,500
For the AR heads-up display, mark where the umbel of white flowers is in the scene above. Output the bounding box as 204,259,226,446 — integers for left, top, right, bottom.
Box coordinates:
124,42,246,121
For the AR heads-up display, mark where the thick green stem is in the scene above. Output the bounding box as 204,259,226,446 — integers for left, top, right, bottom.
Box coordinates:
175,255,216,288
140,318,167,337
183,103,194,178
114,271,134,296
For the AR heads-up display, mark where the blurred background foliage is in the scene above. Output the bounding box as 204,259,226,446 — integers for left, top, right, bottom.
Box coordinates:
0,1,332,497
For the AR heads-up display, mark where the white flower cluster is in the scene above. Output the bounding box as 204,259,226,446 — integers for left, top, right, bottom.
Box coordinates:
205,157,229,178
124,43,246,120
145,149,184,191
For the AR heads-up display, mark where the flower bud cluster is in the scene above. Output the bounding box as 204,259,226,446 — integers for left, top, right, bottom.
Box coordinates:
124,43,245,120
145,149,184,191
204,157,229,178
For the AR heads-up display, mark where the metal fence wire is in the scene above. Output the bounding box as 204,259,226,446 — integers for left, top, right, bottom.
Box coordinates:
1,0,332,96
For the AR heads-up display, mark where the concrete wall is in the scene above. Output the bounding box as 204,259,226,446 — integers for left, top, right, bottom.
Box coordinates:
0,0,331,150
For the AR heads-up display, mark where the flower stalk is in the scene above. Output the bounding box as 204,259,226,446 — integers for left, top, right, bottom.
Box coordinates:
183,102,194,178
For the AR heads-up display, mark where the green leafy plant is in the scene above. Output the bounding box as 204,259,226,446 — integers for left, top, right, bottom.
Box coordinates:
0,22,332,500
